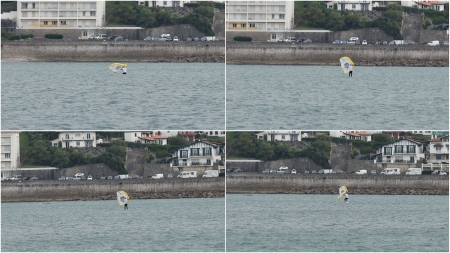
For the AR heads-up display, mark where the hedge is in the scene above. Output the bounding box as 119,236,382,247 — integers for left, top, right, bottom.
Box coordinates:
45,34,63,39
234,36,252,42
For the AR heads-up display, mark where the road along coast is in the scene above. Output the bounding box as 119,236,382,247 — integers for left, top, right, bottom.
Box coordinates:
226,42,449,66
1,178,225,202
1,40,225,62
226,173,449,195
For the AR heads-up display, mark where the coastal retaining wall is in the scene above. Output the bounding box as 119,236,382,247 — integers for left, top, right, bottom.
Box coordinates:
1,40,225,62
226,173,449,195
1,177,225,202
226,43,449,66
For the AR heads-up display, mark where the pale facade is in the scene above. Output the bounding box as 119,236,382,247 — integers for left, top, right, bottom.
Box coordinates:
16,1,106,29
170,140,223,168
326,0,373,11
266,131,301,142
226,1,295,31
138,1,184,7
53,132,96,148
124,132,168,145
426,135,449,163
417,1,447,11
375,138,425,164
1,131,21,179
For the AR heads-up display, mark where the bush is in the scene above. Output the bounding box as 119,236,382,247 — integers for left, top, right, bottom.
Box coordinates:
45,34,63,39
234,36,252,42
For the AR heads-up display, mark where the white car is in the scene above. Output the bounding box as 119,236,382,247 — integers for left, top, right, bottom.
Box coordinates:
173,36,179,42
87,175,93,180
291,169,297,174
362,40,367,45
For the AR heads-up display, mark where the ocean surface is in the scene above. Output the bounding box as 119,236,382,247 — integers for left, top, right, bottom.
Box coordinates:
1,62,225,130
226,65,449,130
1,198,225,252
226,194,449,252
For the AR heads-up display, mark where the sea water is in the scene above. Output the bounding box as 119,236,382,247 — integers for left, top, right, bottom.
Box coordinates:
1,62,225,130
226,65,449,130
1,198,225,252
226,194,449,252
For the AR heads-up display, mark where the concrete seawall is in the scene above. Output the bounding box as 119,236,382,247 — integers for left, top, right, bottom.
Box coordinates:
1,178,225,202
227,173,449,195
227,42,449,66
1,40,225,62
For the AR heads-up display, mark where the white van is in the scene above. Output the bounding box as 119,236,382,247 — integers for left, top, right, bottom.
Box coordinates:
381,168,401,175
427,40,439,46
277,167,290,174
406,168,422,175
203,170,219,178
355,170,367,175
118,174,129,179
177,171,197,178
151,174,164,179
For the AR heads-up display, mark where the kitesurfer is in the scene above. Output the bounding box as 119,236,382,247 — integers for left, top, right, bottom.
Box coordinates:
121,66,127,75
124,198,128,210
348,65,353,77
344,193,349,203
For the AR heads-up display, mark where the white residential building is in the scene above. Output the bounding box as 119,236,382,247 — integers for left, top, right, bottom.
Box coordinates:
342,131,373,142
138,1,185,7
325,0,373,11
198,130,226,137
51,131,96,148
1,131,21,179
226,1,295,31
374,138,426,164
124,131,177,144
426,135,449,164
170,140,223,169
266,131,301,142
416,1,447,11
16,1,106,29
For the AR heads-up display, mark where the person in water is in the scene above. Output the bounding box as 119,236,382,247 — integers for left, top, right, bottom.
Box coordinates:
348,65,353,77
121,66,127,74
123,198,128,210
344,193,349,203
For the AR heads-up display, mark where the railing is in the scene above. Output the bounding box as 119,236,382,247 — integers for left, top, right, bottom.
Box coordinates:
376,159,416,163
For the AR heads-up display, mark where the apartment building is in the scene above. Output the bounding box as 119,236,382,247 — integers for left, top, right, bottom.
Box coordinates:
1,131,21,179
16,1,106,29
226,1,295,31
426,135,449,163
325,0,372,11
138,1,184,7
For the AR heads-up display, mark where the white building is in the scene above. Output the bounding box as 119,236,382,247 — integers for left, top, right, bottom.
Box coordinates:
170,140,223,169
426,135,449,164
226,1,295,31
138,1,185,7
197,130,226,137
1,131,21,179
124,131,177,144
374,138,426,164
266,131,301,141
342,131,373,142
16,1,106,29
416,1,447,11
326,0,373,10
51,131,96,148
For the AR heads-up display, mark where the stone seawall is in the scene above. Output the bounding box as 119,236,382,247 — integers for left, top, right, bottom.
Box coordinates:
227,43,449,66
1,40,225,62
1,178,225,202
226,173,449,195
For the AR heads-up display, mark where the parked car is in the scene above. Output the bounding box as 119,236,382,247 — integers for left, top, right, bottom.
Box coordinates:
382,41,388,45
173,36,179,41
114,36,125,41
95,34,107,40
58,176,66,180
233,169,243,172
167,173,173,179
291,169,297,174
302,39,312,43
226,168,234,172
194,37,199,41
311,170,317,174
318,170,324,174
371,170,377,175
389,40,395,45
375,41,380,45
285,37,296,43
29,177,39,180
362,40,367,45
100,176,106,180
201,36,207,41
304,170,309,174
333,39,341,44
165,36,173,41
107,176,113,180
87,175,93,180
427,40,439,46
66,177,73,180
187,37,193,41
444,41,449,46
144,36,153,41
262,169,271,173
88,35,97,40
431,170,447,175
114,175,120,179
152,37,159,41
277,38,286,42
270,170,277,174
340,40,347,44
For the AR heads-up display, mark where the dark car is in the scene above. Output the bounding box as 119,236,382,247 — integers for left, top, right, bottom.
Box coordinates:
278,38,286,42
80,175,87,180
29,177,39,180
303,39,313,43
114,36,125,41
165,36,173,41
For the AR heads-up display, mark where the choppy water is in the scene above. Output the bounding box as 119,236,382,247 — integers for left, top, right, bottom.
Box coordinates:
226,194,449,252
226,66,449,130
1,198,225,252
1,62,225,130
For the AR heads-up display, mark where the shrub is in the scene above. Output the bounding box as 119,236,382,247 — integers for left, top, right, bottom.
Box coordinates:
234,36,252,42
45,34,63,39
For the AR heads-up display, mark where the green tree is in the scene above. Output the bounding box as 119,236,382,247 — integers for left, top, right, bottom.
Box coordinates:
255,141,275,161
28,140,51,165
110,2,138,25
51,149,70,168
136,7,157,28
231,132,256,157
300,2,326,27
156,9,174,25
372,133,394,143
274,143,291,159
346,13,361,29
326,11,345,31
69,149,87,165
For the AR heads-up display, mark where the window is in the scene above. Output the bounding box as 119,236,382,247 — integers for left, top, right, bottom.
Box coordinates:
76,141,80,147
163,1,167,6
250,23,256,27
52,21,57,25
436,146,442,151
75,133,80,137
407,145,415,153
207,159,211,165
83,30,88,36
191,148,199,156
272,34,277,39
384,147,392,155
60,20,67,25
204,148,212,156
4,153,11,158
192,159,199,165
241,24,246,27
87,133,91,139
86,141,93,147
272,14,275,19
352,4,356,9
232,24,237,27
436,154,442,160
90,11,96,16
44,21,48,25
282,135,285,140
180,150,188,158
394,145,403,153
410,156,415,163
395,156,403,162
279,14,284,19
